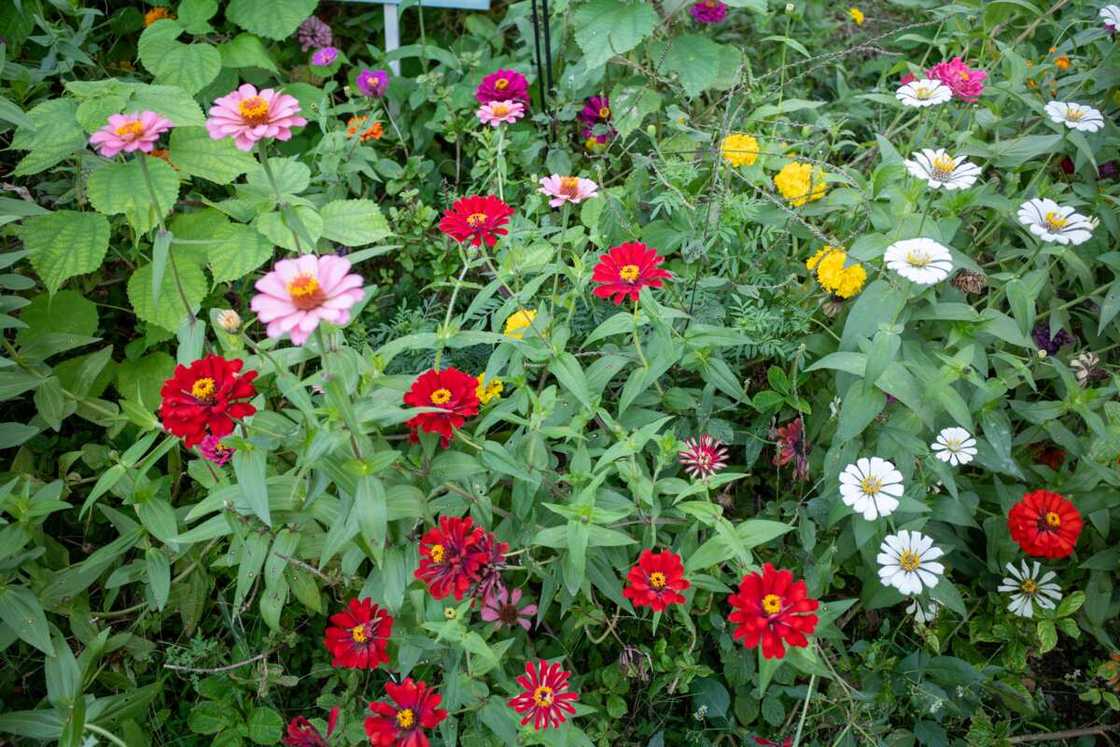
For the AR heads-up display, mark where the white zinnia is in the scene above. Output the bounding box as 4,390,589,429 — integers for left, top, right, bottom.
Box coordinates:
906,598,940,625
931,427,977,466
1103,5,1120,32
904,149,981,190
997,560,1061,618
1044,101,1105,133
839,457,903,520
884,238,953,285
1017,198,1094,245
896,79,952,108
878,530,945,596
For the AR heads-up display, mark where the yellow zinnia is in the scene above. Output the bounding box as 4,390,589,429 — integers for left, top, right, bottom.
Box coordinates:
503,309,536,339
774,162,828,207
720,133,759,167
807,246,866,299
848,7,864,25
476,373,503,405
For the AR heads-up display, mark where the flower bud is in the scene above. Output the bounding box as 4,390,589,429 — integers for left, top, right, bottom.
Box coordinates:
216,309,242,333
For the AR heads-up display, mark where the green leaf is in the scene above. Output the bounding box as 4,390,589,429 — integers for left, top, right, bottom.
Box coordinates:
319,199,391,247
178,0,219,34
1055,590,1085,618
246,707,284,744
87,158,180,234
115,352,175,410
145,547,171,611
218,33,279,72
1036,620,1057,654
15,290,99,347
257,207,322,251
169,126,257,184
187,702,233,735
10,98,86,176
206,223,274,284
226,0,319,41
17,212,110,295
835,385,886,441
0,423,39,449
127,259,206,332
0,586,54,655
137,20,221,95
661,34,722,98
233,447,271,526
129,84,206,127
573,0,657,69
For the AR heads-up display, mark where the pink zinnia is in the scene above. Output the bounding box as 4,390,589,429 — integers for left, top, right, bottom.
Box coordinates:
88,112,172,158
926,57,987,102
476,69,530,106
476,100,525,127
678,435,729,479
205,84,307,152
689,0,728,24
198,434,234,466
538,175,598,207
250,254,364,346
480,587,537,630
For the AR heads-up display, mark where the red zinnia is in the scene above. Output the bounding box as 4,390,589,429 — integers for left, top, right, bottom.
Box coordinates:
754,738,793,747
622,549,690,612
507,660,579,731
415,515,486,600
403,367,480,447
282,709,337,747
438,195,514,248
591,242,672,304
1008,489,1083,559
473,529,509,600
771,417,810,481
158,354,258,447
323,598,393,669
365,678,448,747
727,563,819,660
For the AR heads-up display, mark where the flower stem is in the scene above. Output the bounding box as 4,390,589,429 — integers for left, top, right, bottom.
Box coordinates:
631,302,664,397
792,673,817,747
434,254,472,371
495,127,506,201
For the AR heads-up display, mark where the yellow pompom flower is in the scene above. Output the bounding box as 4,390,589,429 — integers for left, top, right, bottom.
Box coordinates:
774,162,828,207
503,309,536,339
720,133,759,167
806,246,866,299
848,7,865,25
476,373,504,405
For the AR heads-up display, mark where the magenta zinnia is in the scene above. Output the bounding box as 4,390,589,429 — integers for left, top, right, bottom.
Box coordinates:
678,435,729,479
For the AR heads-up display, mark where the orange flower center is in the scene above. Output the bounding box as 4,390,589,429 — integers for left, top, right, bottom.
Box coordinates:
898,550,921,572
238,96,270,125
288,274,326,310
495,78,509,90
1021,579,1039,595
959,70,970,81
532,685,555,707
114,120,146,139
598,106,611,119
1044,511,1061,528
395,708,415,729
491,103,511,117
351,625,368,643
429,543,446,563
430,388,452,405
466,212,488,227
559,176,580,195
704,0,717,6
761,593,782,615
190,377,216,401
649,572,667,589
619,264,640,282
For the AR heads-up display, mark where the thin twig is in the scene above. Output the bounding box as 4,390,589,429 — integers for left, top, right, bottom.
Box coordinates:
1008,726,1113,744
163,651,271,674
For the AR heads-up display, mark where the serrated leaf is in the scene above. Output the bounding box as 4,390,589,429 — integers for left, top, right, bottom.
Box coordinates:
137,20,220,95
257,207,322,251
573,0,657,68
226,0,319,41
207,223,274,284
127,259,206,332
661,34,722,98
18,212,110,295
319,199,391,247
169,126,257,184
87,157,179,234
218,32,278,72
10,98,86,176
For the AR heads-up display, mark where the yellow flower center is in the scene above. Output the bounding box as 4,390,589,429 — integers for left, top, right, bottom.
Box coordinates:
649,572,667,589
191,377,216,401
914,85,931,99
905,250,931,268
491,103,510,117
1043,211,1068,231
114,120,146,139
598,106,611,119
860,476,882,495
466,212,488,227
704,0,716,6
1065,107,1084,121
959,70,970,81
559,176,580,195
1021,579,1038,595
619,264,640,282
429,543,446,563
761,593,782,615
287,274,326,310
944,437,961,451
238,96,270,125
495,78,509,90
430,388,452,405
1045,511,1061,528
898,550,921,572
930,154,956,179
351,625,368,643
444,607,458,620
395,708,415,729
532,686,555,707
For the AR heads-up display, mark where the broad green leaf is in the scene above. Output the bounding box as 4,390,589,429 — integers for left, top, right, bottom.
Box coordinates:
145,547,171,610
226,0,319,41
178,0,219,34
169,126,257,184
18,212,110,294
233,447,271,526
10,98,86,176
573,0,657,68
15,290,98,346
257,206,323,251
87,157,179,234
246,707,284,745
661,34,723,98
319,199,391,247
0,586,54,655
137,20,221,95
206,223,274,284
218,32,279,72
127,258,206,332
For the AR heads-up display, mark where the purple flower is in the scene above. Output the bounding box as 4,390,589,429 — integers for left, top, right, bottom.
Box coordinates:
198,434,234,466
1032,323,1075,356
476,69,530,106
480,587,537,630
579,95,611,127
311,46,338,67
1099,161,1119,181
689,0,728,24
356,68,390,98
296,16,332,52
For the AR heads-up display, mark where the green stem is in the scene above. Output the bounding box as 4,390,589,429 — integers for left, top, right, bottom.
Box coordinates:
137,154,166,232
495,127,506,201
434,255,472,371
792,673,817,747
84,723,128,747
631,303,664,397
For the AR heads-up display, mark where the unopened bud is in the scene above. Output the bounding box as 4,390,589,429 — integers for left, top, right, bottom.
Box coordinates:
785,2,796,14
216,309,242,333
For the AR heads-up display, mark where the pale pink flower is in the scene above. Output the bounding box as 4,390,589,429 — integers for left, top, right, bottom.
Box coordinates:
250,254,364,346
678,435,730,479
538,175,599,207
88,112,172,158
205,84,307,152
476,100,525,127
480,587,537,630
198,434,234,466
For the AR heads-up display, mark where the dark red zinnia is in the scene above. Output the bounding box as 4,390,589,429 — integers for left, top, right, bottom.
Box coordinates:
476,68,530,106
591,242,672,305
364,678,448,747
473,529,509,601
771,417,810,480
727,563,819,660
507,660,580,731
282,709,338,747
438,195,514,248
158,354,258,448
403,367,480,447
1008,489,1083,559
323,598,393,670
622,549,690,612
414,515,487,600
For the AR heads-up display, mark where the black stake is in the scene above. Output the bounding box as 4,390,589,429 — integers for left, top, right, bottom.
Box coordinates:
529,0,547,117
540,0,554,95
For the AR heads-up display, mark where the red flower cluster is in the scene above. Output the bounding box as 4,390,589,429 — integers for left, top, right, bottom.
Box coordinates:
1008,489,1083,559
323,598,394,670
282,708,338,747
727,563,819,660
507,660,579,730
438,195,514,248
158,355,257,447
591,242,672,304
403,367,480,447
622,549,690,612
415,515,507,600
365,678,448,747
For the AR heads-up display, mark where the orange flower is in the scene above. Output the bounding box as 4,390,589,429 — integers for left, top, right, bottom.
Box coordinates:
144,6,173,26
1054,54,1070,71
346,115,384,143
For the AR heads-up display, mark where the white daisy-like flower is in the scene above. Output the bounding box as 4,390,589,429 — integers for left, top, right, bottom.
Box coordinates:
1045,101,1105,133
906,598,940,625
877,530,945,596
839,457,903,520
896,79,952,108
997,560,1062,618
1017,198,1094,245
904,149,981,190
884,238,953,285
931,427,977,466
1103,5,1120,32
